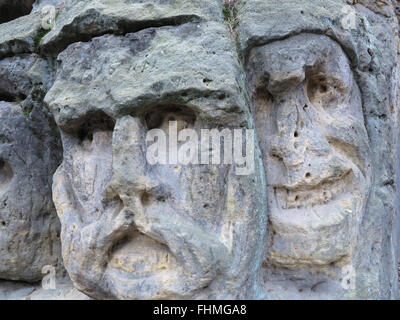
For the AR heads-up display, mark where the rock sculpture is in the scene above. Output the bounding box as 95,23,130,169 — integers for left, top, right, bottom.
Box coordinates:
0,0,399,300
241,0,400,299
45,22,266,299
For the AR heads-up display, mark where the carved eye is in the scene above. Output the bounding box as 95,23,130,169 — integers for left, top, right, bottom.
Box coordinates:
306,68,348,109
144,106,196,131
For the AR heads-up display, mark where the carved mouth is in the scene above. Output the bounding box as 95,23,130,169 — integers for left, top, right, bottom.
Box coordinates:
105,230,206,299
108,231,176,278
272,170,354,210
266,168,366,266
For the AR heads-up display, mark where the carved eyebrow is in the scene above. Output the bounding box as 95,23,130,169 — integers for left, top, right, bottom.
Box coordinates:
248,34,352,91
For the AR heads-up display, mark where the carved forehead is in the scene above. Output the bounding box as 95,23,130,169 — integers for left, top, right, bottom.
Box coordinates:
45,22,249,132
247,34,352,93
238,0,360,62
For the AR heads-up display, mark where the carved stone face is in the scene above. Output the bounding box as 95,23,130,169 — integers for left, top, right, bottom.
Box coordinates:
247,34,372,266
46,24,265,299
53,110,240,299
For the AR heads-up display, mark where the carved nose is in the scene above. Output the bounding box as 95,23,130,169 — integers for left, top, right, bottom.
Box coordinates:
270,126,306,168
268,89,349,188
269,94,307,168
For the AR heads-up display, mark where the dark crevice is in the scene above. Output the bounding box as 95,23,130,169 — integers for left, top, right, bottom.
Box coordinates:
0,0,34,24
41,14,203,56
0,91,27,103
0,92,15,103
0,159,13,189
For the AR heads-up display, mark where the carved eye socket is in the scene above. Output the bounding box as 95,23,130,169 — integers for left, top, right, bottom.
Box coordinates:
306,68,348,109
0,159,13,191
73,111,115,144
144,106,196,131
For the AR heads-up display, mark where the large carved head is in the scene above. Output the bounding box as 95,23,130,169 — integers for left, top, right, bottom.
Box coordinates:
45,22,266,299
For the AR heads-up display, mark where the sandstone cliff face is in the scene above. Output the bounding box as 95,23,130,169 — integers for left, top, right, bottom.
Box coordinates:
0,53,62,281
0,0,399,300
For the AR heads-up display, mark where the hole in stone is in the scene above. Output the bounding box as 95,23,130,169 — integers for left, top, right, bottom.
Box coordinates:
0,159,13,190
320,85,328,93
305,172,311,178
0,91,16,102
140,190,152,206
0,90,27,103
1,221,5,227
0,0,35,24
295,195,299,201
294,131,299,138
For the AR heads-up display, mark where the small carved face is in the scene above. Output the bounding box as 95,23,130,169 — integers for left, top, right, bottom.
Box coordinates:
247,34,372,266
48,25,264,299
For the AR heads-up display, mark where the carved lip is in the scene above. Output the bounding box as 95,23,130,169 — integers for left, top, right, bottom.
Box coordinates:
104,231,205,299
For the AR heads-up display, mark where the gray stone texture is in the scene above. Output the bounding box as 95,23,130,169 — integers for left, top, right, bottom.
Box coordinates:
0,53,63,282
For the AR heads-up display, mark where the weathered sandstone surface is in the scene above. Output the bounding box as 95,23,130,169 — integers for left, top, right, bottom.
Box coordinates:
0,0,399,300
